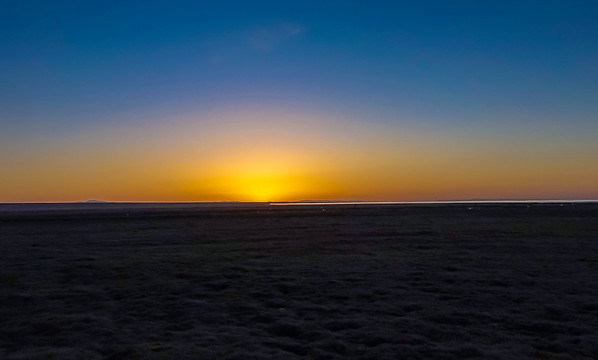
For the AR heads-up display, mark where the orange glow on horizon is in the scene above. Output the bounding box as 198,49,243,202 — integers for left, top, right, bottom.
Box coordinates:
1,107,597,202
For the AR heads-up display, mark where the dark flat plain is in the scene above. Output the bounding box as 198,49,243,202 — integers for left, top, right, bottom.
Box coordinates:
1,203,597,359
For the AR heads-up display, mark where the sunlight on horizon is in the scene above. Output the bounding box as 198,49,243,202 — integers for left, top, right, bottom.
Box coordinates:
1,106,597,202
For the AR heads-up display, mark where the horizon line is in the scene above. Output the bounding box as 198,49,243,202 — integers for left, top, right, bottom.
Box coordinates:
1,199,598,205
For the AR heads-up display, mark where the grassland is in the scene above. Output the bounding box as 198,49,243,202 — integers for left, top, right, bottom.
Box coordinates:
1,203,597,359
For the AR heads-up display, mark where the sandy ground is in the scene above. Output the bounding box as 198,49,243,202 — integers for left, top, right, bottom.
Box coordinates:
1,203,597,359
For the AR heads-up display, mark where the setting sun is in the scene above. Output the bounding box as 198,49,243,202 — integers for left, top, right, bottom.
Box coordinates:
183,148,318,201
225,174,298,201
194,169,332,202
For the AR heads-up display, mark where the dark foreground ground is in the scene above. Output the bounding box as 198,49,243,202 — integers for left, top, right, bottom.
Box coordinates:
1,203,597,359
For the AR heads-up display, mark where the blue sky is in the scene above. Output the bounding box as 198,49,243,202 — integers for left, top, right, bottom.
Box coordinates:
1,1,597,201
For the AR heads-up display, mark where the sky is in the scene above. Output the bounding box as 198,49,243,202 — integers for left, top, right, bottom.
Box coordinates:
1,0,597,202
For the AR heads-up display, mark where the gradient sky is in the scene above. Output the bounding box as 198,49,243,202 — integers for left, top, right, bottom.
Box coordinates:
1,1,597,202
